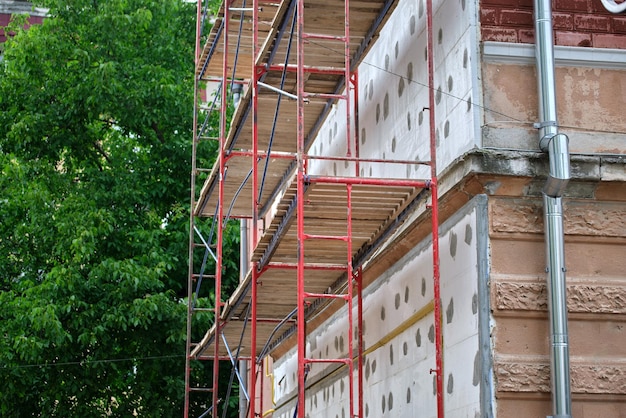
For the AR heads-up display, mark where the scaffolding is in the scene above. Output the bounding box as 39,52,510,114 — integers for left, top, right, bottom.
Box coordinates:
185,0,442,416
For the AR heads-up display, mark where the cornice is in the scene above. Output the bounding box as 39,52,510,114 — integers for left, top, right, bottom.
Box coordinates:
483,41,626,70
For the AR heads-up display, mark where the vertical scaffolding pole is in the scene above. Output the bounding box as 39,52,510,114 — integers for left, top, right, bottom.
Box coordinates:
351,78,362,418
351,72,360,177
249,264,259,418
249,0,261,414
211,2,231,416
426,0,443,415
295,0,307,414
346,184,355,418
344,0,352,158
356,267,364,418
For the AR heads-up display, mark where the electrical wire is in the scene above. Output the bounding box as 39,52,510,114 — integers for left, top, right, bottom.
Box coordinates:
3,354,185,370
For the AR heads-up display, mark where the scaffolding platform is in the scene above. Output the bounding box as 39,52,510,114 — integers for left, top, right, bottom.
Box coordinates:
194,0,402,218
191,177,426,359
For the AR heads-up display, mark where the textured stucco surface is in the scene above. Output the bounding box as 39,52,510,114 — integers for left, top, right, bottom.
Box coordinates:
482,62,626,155
489,193,626,415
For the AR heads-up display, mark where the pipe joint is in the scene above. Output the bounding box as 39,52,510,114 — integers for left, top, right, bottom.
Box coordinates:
539,131,555,151
551,333,569,345
542,133,570,197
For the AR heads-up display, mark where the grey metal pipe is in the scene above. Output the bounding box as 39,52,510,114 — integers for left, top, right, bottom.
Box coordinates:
534,0,570,197
239,219,249,418
533,0,573,416
543,195,572,417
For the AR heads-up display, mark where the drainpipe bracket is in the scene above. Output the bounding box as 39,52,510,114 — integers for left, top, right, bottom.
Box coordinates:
547,415,572,418
533,120,557,129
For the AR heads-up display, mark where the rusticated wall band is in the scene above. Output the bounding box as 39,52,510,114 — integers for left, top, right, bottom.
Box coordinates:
494,281,626,314
490,199,626,238
495,360,626,394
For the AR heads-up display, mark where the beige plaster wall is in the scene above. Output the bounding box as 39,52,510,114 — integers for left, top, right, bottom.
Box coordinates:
481,62,626,155
489,193,626,416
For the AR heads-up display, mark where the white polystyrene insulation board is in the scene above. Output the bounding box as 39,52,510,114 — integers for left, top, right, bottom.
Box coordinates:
307,0,478,180
271,203,483,417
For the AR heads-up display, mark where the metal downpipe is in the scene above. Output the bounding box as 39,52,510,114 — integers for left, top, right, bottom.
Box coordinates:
533,0,572,416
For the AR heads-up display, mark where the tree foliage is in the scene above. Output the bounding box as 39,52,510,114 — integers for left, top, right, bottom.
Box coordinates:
0,1,238,416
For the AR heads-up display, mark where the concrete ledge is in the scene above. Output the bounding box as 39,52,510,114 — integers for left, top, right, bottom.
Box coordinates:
483,41,626,69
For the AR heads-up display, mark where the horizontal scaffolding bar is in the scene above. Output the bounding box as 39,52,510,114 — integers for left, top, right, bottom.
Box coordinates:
304,358,351,365
192,242,215,248
303,234,349,241
305,176,431,188
303,292,349,300
258,81,298,100
265,64,346,75
191,274,216,279
227,150,297,160
253,317,298,324
306,154,431,166
303,92,347,101
264,262,348,270
193,354,253,361
302,32,347,42
200,76,245,84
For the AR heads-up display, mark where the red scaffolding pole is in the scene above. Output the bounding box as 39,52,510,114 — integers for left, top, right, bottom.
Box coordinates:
248,0,261,412
426,0,444,415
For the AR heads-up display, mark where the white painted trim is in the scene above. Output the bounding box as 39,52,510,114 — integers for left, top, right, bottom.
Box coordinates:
0,1,48,18
483,41,626,69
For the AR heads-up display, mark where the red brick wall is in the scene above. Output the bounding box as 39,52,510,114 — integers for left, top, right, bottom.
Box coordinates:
0,13,11,43
481,0,626,49
0,13,43,44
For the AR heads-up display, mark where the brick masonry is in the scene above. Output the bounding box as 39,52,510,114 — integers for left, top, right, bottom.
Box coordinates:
0,5,44,44
481,0,626,49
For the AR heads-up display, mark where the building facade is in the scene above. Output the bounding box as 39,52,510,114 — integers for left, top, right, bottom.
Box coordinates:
188,0,625,416
257,0,626,416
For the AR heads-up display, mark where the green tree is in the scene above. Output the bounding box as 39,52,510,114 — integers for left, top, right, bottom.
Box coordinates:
0,1,238,416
